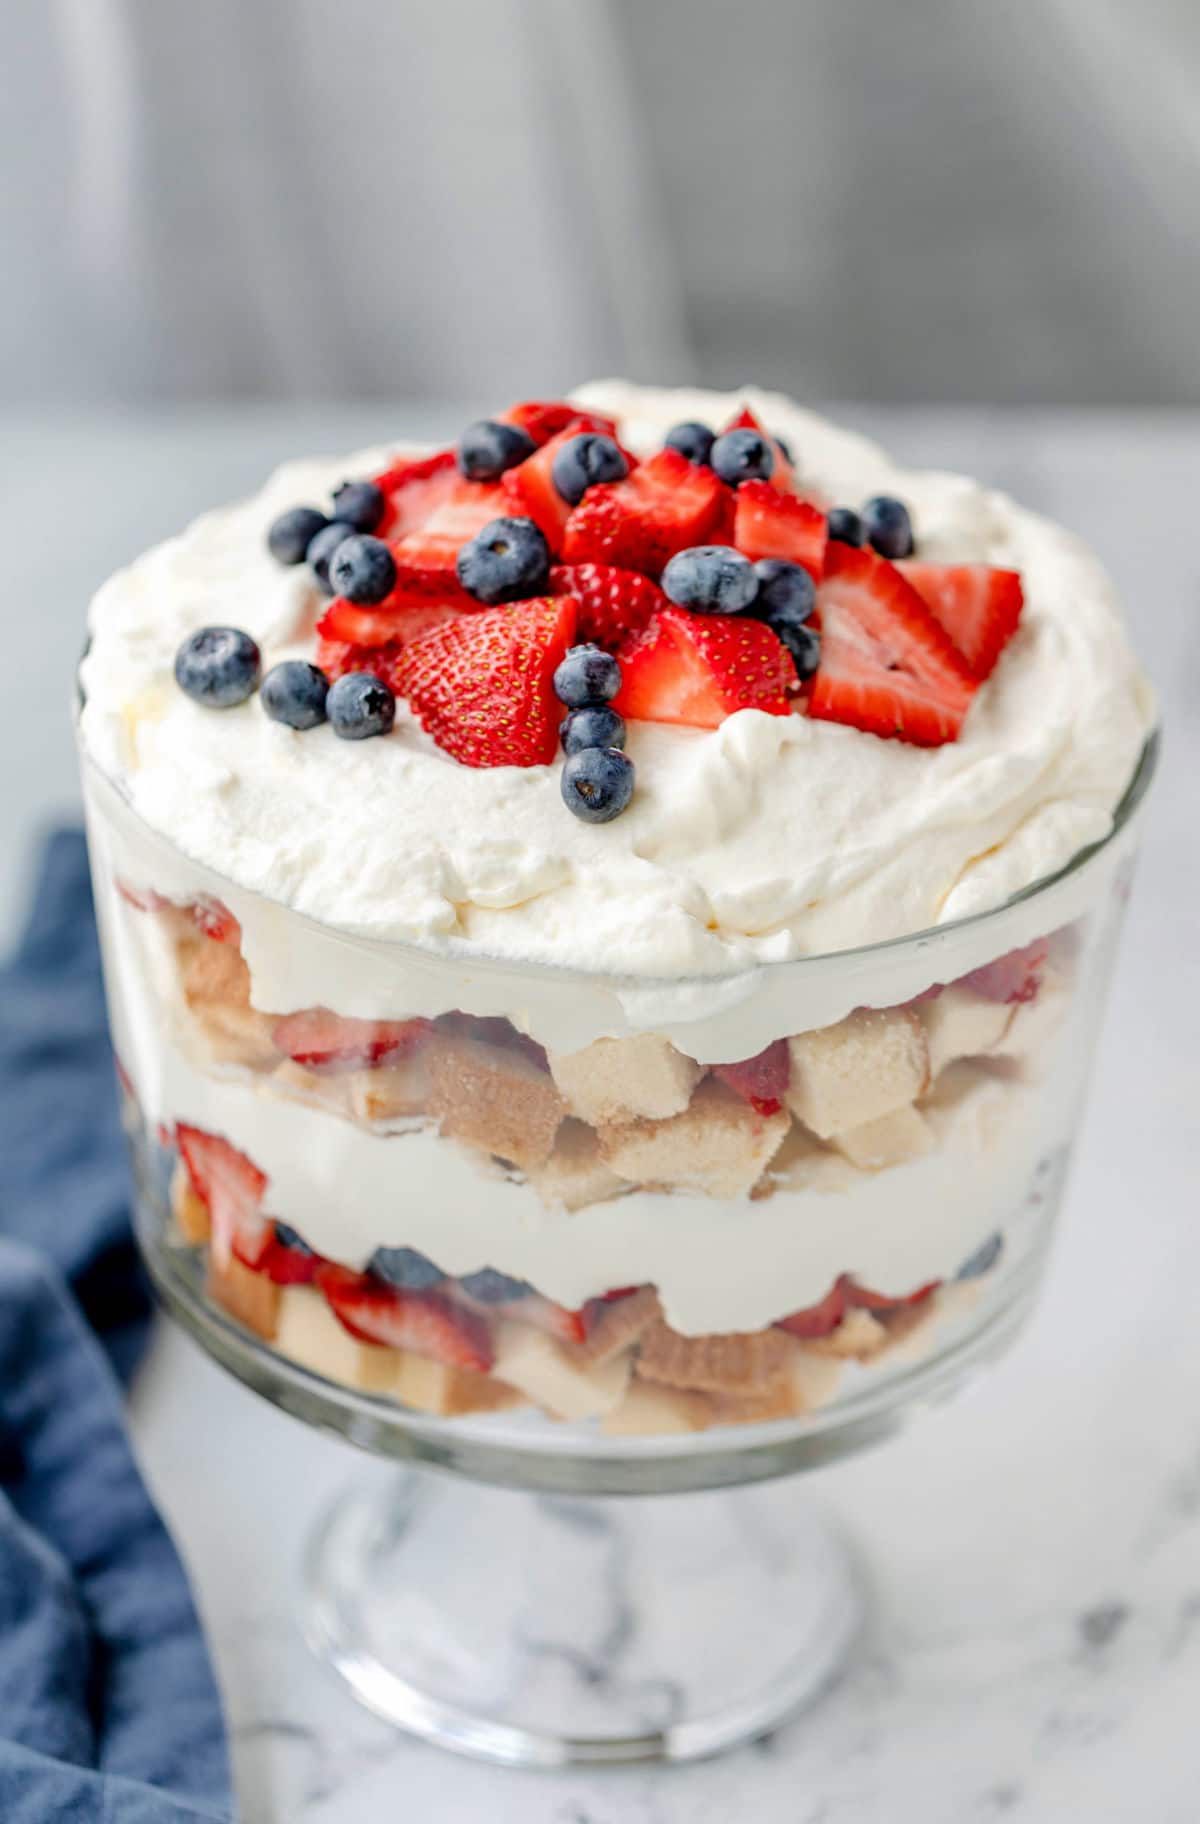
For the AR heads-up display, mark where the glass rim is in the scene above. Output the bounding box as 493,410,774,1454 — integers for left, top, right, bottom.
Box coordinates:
76,679,1160,986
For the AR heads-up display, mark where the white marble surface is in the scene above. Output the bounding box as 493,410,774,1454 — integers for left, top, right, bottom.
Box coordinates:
5,405,1198,1821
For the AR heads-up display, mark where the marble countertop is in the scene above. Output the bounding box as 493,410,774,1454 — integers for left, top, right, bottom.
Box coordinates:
5,404,1197,1821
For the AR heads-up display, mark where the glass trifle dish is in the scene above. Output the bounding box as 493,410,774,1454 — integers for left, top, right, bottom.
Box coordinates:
77,384,1156,1764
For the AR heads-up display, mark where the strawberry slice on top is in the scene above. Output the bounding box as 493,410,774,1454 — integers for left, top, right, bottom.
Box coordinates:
317,595,472,650
498,427,584,549
390,478,508,582
397,594,578,766
315,634,405,694
372,449,459,539
561,449,727,576
809,545,979,746
500,400,617,445
613,606,795,729
896,561,1024,681
547,563,665,649
317,1263,494,1372
732,480,828,581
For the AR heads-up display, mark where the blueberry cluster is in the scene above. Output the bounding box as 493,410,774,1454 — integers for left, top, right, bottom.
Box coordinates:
552,645,635,823
267,476,397,604
661,547,821,682
664,418,787,486
174,630,395,741
827,495,915,559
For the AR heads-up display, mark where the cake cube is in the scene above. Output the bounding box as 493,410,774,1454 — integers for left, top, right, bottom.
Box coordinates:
786,1007,929,1138
990,977,1070,1074
347,1055,429,1125
805,1307,890,1360
208,1252,281,1342
602,1377,713,1436
918,986,1014,1077
273,1286,403,1391
788,1346,845,1411
635,1315,795,1395
579,1288,662,1364
424,1031,566,1169
548,1034,703,1125
170,1157,211,1245
389,1351,526,1417
757,1121,864,1194
597,1078,789,1199
707,1382,802,1426
179,937,278,1067
491,1321,632,1419
832,1104,934,1171
526,1119,630,1212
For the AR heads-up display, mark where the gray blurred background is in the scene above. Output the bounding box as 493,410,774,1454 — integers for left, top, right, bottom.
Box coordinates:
6,0,1199,408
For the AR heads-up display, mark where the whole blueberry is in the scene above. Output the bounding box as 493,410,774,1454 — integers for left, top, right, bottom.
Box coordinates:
307,520,356,593
710,427,775,487
862,495,914,559
458,418,537,480
560,704,626,755
553,643,622,708
826,506,864,548
327,671,396,740
260,660,329,730
456,515,551,604
371,1246,445,1291
459,1267,532,1304
274,1223,315,1256
328,533,397,604
551,433,629,506
268,505,329,566
330,478,385,533
752,558,815,627
174,626,262,708
661,544,758,615
663,420,715,466
775,622,821,682
561,747,636,823
957,1232,1004,1281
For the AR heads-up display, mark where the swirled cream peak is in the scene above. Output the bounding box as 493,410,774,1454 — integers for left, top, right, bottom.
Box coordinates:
79,382,1154,976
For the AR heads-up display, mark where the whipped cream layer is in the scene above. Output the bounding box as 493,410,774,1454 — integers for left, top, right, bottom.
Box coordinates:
80,383,1154,983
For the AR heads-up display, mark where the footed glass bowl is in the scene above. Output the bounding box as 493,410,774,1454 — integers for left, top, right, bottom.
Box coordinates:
81,731,1157,1766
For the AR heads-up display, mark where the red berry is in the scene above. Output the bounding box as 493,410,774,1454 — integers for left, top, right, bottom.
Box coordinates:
500,400,617,445
317,595,471,649
808,545,979,746
498,427,582,548
732,480,828,581
775,1281,849,1340
389,478,508,581
613,606,795,729
959,938,1049,1004
372,449,459,539
317,1263,494,1372
710,1039,791,1115
561,449,727,576
271,1009,431,1068
315,635,405,694
895,561,1024,680
396,595,578,767
177,1125,270,1265
547,563,665,648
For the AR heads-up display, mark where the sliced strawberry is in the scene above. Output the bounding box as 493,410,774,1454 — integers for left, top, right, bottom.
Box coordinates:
809,545,979,746
390,478,508,581
177,1125,269,1265
271,1008,431,1069
732,481,828,581
397,595,577,767
372,449,459,539
959,938,1049,1004
776,1281,848,1340
547,563,665,649
317,1263,494,1372
723,404,796,492
189,899,241,944
318,595,471,649
500,401,617,445
498,428,581,548
561,449,727,576
315,634,405,693
508,1293,588,1346
711,1039,790,1116
234,1221,322,1285
613,606,794,729
843,1275,940,1316
896,561,1024,681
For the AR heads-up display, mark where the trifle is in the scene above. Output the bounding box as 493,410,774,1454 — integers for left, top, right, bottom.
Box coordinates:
77,384,1155,1447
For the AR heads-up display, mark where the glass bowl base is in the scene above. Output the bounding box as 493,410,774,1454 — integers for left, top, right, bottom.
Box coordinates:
302,1467,863,1767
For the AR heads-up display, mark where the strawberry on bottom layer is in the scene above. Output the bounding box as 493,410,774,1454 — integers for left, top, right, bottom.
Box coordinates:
317,1263,494,1372
959,938,1049,1004
271,1008,431,1069
776,1274,940,1339
710,1039,791,1116
178,1125,270,1265
809,545,979,746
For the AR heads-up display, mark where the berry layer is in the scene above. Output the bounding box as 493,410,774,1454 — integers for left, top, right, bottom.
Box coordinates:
79,384,1154,985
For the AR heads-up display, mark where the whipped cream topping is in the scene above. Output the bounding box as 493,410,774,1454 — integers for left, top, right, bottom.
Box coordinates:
79,382,1155,982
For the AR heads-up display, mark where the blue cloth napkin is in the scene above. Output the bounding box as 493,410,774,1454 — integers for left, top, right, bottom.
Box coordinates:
0,830,234,1822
